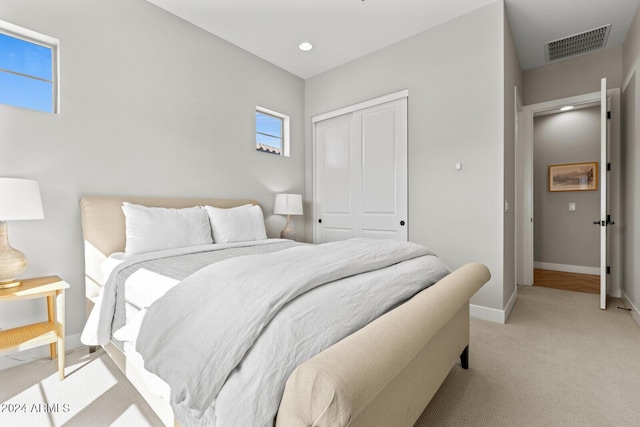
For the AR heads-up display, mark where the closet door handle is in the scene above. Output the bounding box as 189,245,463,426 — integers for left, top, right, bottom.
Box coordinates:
400,220,405,226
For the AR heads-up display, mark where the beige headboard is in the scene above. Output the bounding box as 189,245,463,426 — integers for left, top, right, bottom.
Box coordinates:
80,196,257,294
80,196,258,257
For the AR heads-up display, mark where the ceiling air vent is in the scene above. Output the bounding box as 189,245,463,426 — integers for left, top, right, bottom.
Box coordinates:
545,24,611,63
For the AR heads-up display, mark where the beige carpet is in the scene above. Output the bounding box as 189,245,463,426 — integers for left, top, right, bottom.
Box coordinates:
415,286,640,427
1,285,638,427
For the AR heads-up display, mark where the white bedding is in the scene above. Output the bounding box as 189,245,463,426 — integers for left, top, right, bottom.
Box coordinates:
81,240,291,346
81,239,450,427
136,238,450,426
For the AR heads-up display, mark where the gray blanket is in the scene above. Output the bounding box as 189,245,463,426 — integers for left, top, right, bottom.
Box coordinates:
136,238,449,426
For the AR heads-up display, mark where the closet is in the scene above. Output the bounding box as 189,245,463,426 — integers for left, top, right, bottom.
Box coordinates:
313,94,408,243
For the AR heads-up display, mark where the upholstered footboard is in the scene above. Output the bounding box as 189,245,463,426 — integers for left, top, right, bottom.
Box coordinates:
276,262,490,427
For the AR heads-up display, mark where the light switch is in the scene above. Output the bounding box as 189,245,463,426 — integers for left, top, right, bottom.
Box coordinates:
569,203,576,211
456,163,462,170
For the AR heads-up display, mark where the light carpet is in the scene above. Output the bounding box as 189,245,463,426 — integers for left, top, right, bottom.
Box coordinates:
415,286,640,426
1,285,638,427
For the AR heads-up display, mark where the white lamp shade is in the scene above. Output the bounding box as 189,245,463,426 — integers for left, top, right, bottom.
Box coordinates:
274,193,303,216
0,178,44,221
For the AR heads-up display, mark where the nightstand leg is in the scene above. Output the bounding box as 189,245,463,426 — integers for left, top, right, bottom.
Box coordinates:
47,295,57,360
56,289,65,380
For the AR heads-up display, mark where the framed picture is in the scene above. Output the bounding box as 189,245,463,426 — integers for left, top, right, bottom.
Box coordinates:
549,162,598,192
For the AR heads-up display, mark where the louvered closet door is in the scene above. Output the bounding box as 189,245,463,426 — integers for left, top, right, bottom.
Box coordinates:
314,97,408,243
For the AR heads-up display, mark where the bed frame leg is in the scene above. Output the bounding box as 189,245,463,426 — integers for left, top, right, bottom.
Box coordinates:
460,345,469,369
89,345,97,354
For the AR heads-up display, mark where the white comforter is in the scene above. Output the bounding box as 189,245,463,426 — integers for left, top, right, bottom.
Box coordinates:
135,238,450,427
80,240,287,346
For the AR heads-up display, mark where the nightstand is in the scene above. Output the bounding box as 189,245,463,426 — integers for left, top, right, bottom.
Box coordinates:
0,276,69,379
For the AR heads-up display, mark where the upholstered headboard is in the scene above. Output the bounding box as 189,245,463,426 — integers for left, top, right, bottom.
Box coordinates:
80,196,257,295
80,196,257,257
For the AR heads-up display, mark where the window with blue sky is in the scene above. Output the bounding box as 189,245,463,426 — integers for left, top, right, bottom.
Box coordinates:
256,111,283,155
0,25,57,113
256,107,290,156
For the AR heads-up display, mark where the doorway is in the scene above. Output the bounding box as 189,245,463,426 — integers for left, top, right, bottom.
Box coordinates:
516,85,622,305
532,106,601,293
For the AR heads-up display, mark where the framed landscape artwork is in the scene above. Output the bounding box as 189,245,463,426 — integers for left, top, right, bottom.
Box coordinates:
549,162,598,192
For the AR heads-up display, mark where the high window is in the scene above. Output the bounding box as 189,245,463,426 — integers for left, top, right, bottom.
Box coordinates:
0,21,59,113
256,107,289,156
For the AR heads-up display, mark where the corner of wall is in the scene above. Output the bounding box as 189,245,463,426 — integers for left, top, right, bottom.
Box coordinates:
622,292,640,329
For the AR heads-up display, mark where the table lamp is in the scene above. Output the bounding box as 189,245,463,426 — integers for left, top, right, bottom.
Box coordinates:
0,178,44,289
274,193,303,240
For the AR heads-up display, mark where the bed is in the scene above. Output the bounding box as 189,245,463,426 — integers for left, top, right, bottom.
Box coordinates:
79,195,490,427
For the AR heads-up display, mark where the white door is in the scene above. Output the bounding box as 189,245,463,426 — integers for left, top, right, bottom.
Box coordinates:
518,82,620,307
598,78,609,309
314,97,408,243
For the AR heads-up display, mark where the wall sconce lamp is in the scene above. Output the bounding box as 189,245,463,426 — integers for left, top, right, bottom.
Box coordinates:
274,193,303,240
0,178,44,289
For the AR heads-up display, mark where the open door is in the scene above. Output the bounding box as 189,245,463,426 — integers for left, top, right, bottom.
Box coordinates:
598,78,609,309
519,81,620,306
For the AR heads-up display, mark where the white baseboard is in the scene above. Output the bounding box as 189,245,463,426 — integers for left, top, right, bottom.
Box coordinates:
470,286,518,324
622,292,640,329
0,333,83,371
534,262,600,276
471,302,508,324
503,287,518,322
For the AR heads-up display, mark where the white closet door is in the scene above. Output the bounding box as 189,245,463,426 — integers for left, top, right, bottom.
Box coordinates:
314,97,408,243
315,112,356,242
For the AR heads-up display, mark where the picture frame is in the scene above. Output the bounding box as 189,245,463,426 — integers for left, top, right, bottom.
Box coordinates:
548,162,598,192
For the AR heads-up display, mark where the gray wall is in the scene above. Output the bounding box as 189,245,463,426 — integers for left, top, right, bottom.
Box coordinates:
503,7,522,307
523,47,622,105
305,2,507,312
533,107,601,268
0,0,305,365
621,5,640,319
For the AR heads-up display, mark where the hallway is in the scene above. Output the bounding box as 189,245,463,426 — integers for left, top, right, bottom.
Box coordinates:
533,268,599,294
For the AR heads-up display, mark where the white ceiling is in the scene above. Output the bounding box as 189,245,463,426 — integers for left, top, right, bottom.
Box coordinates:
147,0,640,79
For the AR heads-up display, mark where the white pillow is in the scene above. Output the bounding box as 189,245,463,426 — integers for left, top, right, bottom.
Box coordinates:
122,202,213,254
204,204,267,243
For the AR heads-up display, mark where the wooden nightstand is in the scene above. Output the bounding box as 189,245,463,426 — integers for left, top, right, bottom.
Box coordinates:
0,276,69,379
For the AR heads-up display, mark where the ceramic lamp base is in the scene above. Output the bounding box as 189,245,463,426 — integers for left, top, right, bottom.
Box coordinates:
0,221,27,287
280,225,296,240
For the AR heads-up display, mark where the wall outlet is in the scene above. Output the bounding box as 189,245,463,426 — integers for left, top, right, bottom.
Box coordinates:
569,203,576,211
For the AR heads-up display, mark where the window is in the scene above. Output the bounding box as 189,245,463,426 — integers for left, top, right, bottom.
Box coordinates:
256,107,290,156
0,20,59,113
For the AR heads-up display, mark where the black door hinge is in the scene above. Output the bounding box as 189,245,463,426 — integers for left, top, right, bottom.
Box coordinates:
606,266,611,274
607,163,611,171
607,111,611,119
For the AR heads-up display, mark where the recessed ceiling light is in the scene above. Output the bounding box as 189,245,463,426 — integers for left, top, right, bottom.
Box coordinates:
560,105,574,111
298,42,313,52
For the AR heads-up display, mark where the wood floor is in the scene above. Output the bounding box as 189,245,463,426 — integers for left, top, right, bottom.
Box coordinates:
533,269,600,294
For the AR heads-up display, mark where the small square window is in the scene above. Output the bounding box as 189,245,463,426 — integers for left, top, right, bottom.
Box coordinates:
256,107,289,156
0,20,59,113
